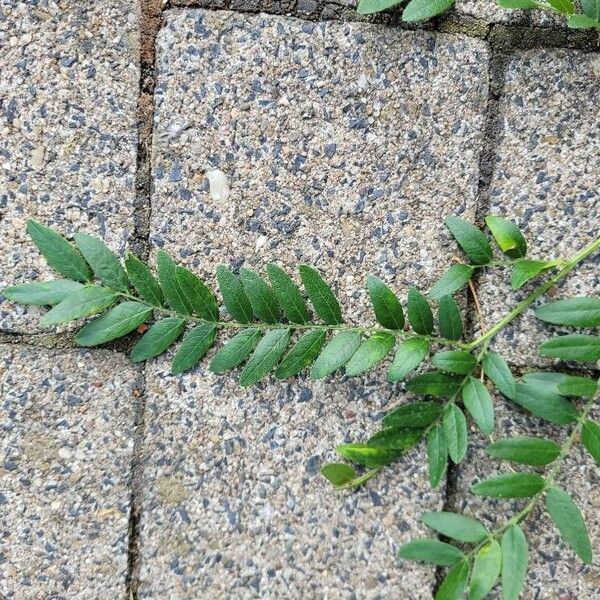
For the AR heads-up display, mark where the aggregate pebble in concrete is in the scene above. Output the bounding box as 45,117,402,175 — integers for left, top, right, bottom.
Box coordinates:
0,0,139,332
140,9,490,596
476,49,600,368
0,345,139,598
454,0,563,26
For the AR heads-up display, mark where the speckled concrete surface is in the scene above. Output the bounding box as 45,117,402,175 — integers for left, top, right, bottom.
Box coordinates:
0,0,139,332
476,49,600,368
0,345,139,598
453,0,563,27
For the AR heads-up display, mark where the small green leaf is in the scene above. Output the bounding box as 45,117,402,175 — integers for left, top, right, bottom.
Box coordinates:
74,301,153,346
382,401,442,428
462,377,494,434
357,0,402,14
512,383,579,425
320,463,357,487
511,259,560,290
402,0,454,22
429,265,474,300
3,280,83,306
484,215,527,258
131,317,186,362
26,219,92,283
367,275,405,330
567,13,600,28
482,351,516,399
216,266,253,323
239,329,290,386
470,539,502,600
438,295,463,341
125,253,164,306
581,0,600,19
336,443,402,467
521,371,573,395
471,473,545,498
421,511,488,543
171,323,217,375
545,486,592,564
539,334,600,363
486,436,560,466
387,338,430,382
431,350,476,374
74,233,129,292
367,427,422,450
40,286,118,326
427,424,447,488
445,216,493,265
407,287,434,335
547,0,575,14
501,525,528,600
240,268,280,324
443,405,468,464
345,332,395,376
209,328,261,373
435,560,469,600
398,539,463,566
557,376,598,397
299,265,342,325
157,251,192,315
310,331,362,379
582,420,600,465
535,297,600,328
267,264,308,324
175,266,218,321
274,329,327,379
406,372,462,397
496,0,537,7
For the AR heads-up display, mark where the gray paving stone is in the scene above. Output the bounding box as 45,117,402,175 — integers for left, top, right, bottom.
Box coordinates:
476,49,600,368
140,9,490,597
0,345,139,598
454,0,563,26
0,0,139,332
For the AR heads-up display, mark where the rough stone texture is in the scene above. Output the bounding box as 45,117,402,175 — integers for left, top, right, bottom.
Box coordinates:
0,0,139,332
454,0,563,26
139,9,490,597
0,345,139,598
476,49,600,368
451,395,600,599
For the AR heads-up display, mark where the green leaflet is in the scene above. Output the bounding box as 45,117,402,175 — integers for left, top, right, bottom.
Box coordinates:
74,233,129,292
75,301,153,346
535,297,600,328
486,436,560,466
520,371,595,396
407,287,434,335
511,259,561,290
397,539,463,566
545,486,592,564
497,0,537,7
157,251,192,315
547,0,575,14
469,539,502,600
438,295,463,341
240,268,280,324
445,216,493,265
171,323,217,375
345,332,395,376
421,511,488,543
431,350,476,374
406,371,462,397
3,280,83,306
387,338,430,382
131,317,186,363
581,0,600,20
427,424,447,488
310,331,362,379
125,253,164,306
26,219,92,283
382,401,442,428
482,351,516,399
320,463,357,487
175,266,218,321
299,265,342,325
512,383,579,425
357,0,402,14
367,427,422,451
367,275,405,330
471,472,545,498
556,376,599,397
435,560,469,600
484,215,527,258
40,286,118,326
267,264,308,324
239,328,290,387
336,443,402,467
582,420,600,465
443,405,468,464
215,266,253,323
402,0,454,22
429,265,474,300
567,13,600,28
209,328,261,373
501,525,528,600
462,377,494,434
275,329,327,379
539,334,600,363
